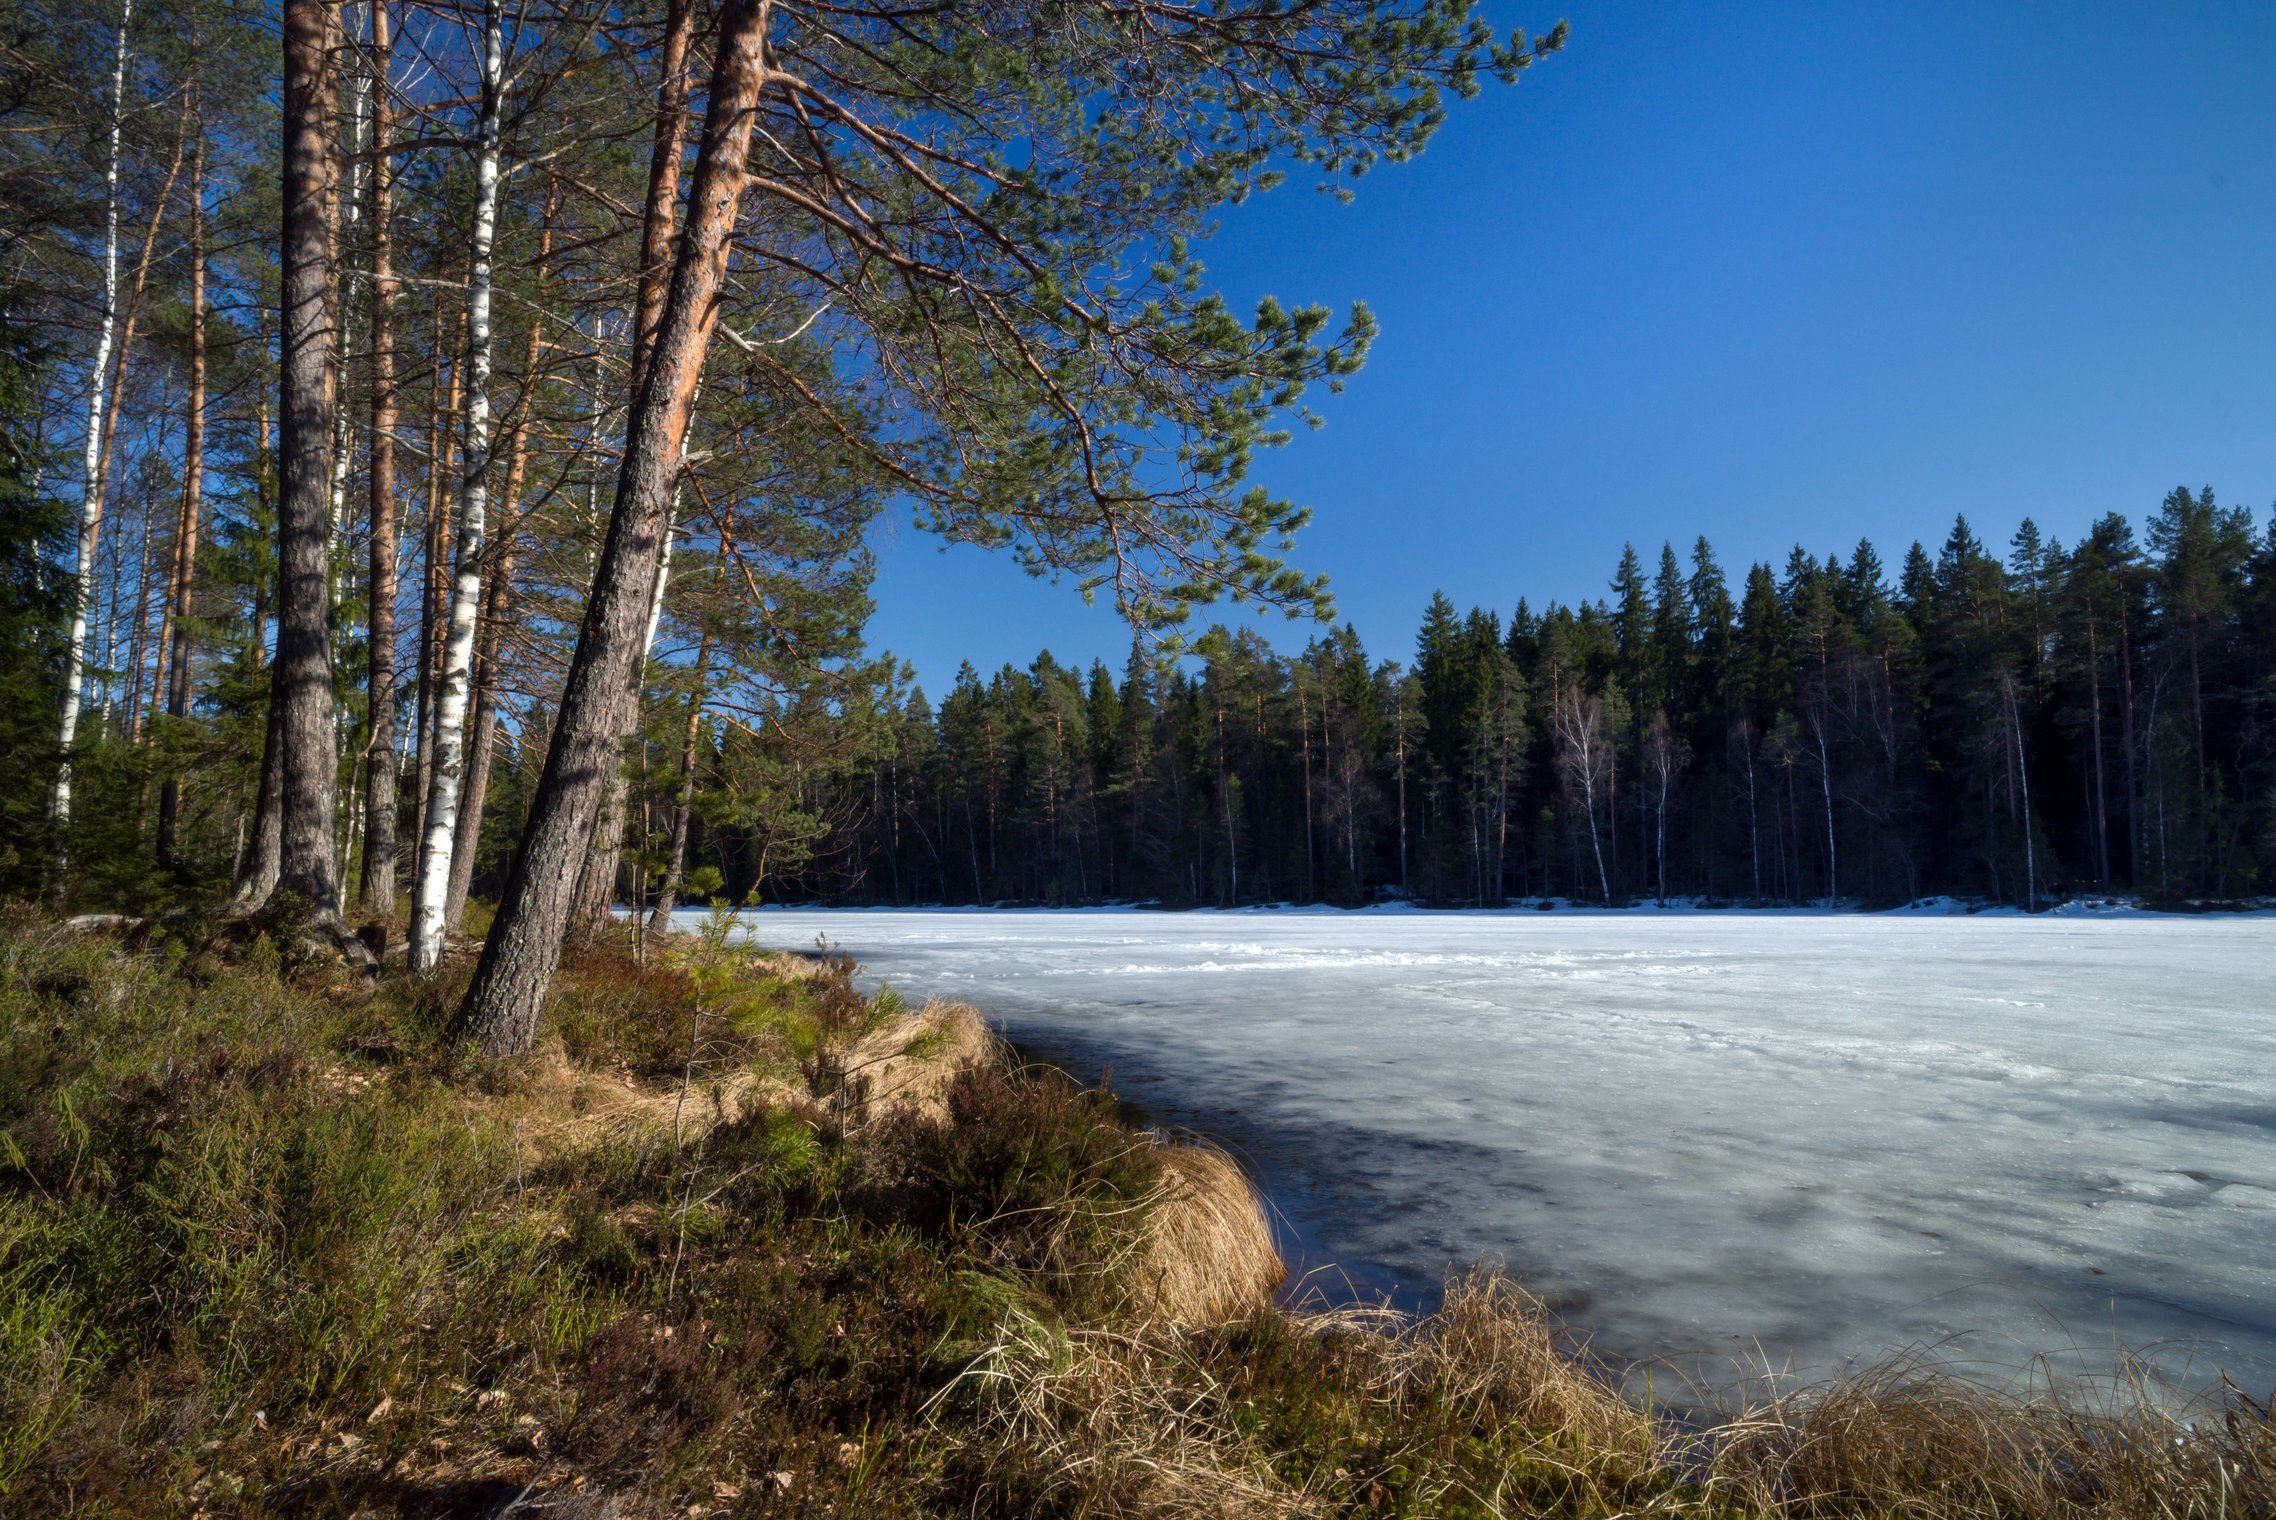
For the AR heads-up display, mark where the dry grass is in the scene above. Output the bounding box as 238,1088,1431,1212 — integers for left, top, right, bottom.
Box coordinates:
1415,1267,1658,1458
943,1256,2276,1520
1708,1356,2276,1519
1126,1140,1286,1328
746,948,840,983
849,998,1005,1122
953,1318,1329,1519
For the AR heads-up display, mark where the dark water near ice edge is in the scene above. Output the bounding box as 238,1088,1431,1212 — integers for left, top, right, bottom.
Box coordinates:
699,906,2276,1403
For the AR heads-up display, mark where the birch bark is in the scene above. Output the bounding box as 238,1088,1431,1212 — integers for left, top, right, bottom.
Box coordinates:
48,0,134,849
409,0,505,968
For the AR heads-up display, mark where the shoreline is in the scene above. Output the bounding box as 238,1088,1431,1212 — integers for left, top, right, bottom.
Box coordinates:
729,894,2276,920
703,906,2276,1409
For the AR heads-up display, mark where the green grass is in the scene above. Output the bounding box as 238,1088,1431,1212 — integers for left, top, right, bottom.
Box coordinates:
0,904,2268,1518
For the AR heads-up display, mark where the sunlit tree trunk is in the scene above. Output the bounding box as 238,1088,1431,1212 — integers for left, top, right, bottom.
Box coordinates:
456,0,773,1053
358,0,401,911
409,0,505,969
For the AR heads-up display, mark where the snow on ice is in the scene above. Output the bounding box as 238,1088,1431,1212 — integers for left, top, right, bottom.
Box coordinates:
709,906,2276,1398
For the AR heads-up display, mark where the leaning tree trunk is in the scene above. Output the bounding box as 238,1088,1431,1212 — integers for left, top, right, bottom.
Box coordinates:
455,0,770,1054
265,0,346,918
408,0,505,969
155,125,207,867
566,0,696,937
568,501,678,931
357,0,401,912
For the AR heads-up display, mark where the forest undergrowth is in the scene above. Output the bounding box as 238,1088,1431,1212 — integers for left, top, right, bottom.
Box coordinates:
0,904,2269,1518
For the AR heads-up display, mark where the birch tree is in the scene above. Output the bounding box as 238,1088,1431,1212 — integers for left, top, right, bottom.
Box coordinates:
47,0,135,855
409,0,506,969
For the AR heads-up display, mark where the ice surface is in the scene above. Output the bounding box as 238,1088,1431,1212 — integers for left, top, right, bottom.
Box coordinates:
708,906,2276,1398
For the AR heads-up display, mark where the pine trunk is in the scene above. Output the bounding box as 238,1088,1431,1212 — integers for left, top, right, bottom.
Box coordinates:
266,0,345,916
455,0,772,1054
358,0,401,911
155,131,205,866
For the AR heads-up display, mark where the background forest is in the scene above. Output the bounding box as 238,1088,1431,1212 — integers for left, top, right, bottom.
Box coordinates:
0,0,2269,952
694,500,2276,910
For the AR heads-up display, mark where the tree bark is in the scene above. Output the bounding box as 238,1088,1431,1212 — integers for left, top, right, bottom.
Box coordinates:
156,125,206,867
357,0,401,911
456,0,772,1054
409,0,506,968
564,0,697,932
570,492,679,930
266,0,345,916
444,539,511,933
410,319,460,863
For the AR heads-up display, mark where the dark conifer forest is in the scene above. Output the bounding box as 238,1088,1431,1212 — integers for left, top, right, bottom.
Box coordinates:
676,498,2276,910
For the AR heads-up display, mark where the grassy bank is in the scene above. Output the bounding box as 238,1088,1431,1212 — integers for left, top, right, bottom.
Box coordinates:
0,908,2268,1517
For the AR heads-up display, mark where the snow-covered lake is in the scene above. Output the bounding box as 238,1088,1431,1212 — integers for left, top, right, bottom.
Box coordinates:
710,906,2276,1398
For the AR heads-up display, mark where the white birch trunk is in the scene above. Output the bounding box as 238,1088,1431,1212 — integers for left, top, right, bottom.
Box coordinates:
642,499,678,667
409,0,504,969
638,385,697,670
49,0,133,839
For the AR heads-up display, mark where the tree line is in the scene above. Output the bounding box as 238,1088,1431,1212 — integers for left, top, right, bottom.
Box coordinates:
0,0,1564,1048
711,501,2276,910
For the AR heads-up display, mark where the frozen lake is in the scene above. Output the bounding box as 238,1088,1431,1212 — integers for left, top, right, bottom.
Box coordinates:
712,907,2276,1397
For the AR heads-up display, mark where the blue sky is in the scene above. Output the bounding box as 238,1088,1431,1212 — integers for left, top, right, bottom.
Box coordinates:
864,0,2276,694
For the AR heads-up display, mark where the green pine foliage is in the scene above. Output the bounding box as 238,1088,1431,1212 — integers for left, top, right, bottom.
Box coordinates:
0,290,70,895
693,501,2276,911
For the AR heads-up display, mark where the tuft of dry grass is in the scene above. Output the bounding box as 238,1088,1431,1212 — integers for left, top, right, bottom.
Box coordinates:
1126,1140,1286,1328
848,998,1006,1122
1412,1267,1658,1458
1707,1355,2276,1520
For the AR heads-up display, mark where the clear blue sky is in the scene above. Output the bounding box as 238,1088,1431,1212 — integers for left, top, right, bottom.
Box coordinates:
865,0,2276,695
